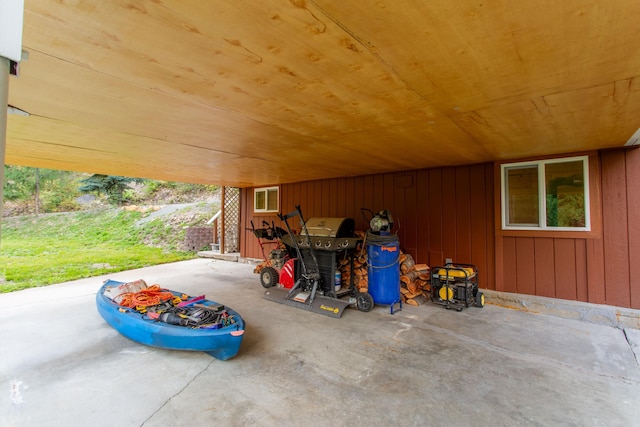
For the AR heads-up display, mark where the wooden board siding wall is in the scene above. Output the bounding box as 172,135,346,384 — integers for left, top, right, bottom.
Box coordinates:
602,148,640,308
496,148,640,310
240,148,640,309
240,164,496,292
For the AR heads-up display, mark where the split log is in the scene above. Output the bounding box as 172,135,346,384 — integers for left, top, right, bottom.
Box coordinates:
405,294,429,306
417,279,430,292
399,253,408,265
407,280,420,294
414,263,430,272
400,270,420,284
403,289,423,299
400,254,415,274
354,266,368,276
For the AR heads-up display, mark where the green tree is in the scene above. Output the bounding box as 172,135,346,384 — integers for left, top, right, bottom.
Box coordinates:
79,174,142,206
3,165,35,201
3,166,78,213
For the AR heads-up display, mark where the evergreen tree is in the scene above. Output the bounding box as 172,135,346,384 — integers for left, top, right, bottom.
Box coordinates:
78,174,141,206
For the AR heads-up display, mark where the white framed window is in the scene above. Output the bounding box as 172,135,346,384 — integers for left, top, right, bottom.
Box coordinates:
254,186,279,213
501,156,590,231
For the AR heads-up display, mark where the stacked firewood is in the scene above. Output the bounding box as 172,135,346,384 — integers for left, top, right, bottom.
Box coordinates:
337,251,368,293
399,253,431,306
337,244,431,306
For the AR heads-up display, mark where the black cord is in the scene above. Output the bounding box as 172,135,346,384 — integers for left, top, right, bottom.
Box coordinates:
365,230,399,245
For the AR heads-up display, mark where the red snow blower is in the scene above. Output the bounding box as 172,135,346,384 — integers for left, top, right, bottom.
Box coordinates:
249,220,295,289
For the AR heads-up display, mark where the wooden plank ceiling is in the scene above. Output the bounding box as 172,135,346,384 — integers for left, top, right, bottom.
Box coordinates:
6,0,640,187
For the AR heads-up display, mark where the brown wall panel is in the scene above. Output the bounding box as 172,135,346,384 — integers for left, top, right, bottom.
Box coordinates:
515,237,536,295
292,182,301,214
354,176,366,231
626,148,640,309
502,237,517,293
455,166,472,263
586,238,606,305
329,178,339,217
534,238,555,297
416,170,430,264
554,239,578,301
319,179,328,216
383,173,395,214
335,178,346,218
372,174,384,212
240,148,639,309
313,180,323,216
470,164,490,289
362,175,375,222
601,150,631,307
241,163,496,292
574,239,588,303
282,183,292,213
344,178,355,225
485,163,496,289
401,173,419,258
393,175,407,256
490,149,639,309
300,181,311,215
441,168,457,262
428,169,443,259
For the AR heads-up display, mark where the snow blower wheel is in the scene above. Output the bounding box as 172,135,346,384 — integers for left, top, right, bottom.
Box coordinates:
260,266,279,288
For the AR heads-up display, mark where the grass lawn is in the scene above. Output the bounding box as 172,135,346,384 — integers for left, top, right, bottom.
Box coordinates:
0,208,197,292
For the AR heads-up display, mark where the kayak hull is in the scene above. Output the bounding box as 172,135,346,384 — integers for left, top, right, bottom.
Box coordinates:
96,280,245,360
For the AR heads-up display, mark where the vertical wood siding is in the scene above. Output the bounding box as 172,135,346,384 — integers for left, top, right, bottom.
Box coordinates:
497,148,640,309
628,149,640,309
241,148,640,309
242,164,496,291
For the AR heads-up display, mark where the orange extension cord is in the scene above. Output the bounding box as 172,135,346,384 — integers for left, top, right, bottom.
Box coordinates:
117,285,175,309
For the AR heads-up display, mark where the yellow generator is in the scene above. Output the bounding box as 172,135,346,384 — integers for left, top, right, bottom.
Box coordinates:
430,263,484,311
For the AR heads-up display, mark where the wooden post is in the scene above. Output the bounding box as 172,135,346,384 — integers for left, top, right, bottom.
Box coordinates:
220,186,226,255
0,57,9,236
1,0,25,240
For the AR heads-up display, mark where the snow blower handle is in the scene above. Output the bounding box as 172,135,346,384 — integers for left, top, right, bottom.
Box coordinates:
279,207,301,221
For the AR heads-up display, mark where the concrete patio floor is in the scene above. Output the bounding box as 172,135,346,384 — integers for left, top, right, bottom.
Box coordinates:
1,258,639,426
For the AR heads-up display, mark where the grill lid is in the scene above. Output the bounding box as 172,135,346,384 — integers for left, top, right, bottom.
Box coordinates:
303,217,355,238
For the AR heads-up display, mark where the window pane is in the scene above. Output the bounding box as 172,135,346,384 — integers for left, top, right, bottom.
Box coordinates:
545,161,585,227
255,190,265,210
506,166,539,226
266,189,278,211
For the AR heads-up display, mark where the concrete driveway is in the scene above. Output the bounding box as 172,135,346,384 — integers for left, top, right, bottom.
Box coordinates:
1,258,639,426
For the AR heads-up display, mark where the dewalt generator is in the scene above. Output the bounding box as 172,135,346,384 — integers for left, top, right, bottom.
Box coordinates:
430,262,484,311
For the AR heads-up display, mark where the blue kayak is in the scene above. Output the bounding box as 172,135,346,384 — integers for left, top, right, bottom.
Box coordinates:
96,279,245,360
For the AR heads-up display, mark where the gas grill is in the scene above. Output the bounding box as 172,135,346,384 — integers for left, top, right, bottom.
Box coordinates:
281,217,361,295
281,217,359,251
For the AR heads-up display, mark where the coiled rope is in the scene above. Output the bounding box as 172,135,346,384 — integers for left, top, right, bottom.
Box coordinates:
117,285,175,308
